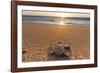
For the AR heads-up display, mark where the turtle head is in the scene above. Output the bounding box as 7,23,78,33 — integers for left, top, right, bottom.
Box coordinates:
58,41,62,44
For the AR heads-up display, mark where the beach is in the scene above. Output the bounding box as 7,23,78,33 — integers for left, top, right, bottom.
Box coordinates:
22,21,90,62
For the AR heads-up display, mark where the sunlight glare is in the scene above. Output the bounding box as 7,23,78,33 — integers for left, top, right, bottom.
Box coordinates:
58,21,66,25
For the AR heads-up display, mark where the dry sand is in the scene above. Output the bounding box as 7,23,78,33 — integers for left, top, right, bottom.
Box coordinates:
22,21,90,62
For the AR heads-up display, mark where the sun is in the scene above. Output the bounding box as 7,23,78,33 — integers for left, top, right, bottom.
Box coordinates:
58,13,67,18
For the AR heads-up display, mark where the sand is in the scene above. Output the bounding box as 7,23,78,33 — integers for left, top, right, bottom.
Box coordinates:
22,21,90,62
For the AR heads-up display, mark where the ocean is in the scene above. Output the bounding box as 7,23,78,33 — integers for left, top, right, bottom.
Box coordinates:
22,16,90,25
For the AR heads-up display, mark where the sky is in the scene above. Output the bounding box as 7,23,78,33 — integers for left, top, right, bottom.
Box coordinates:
22,10,90,18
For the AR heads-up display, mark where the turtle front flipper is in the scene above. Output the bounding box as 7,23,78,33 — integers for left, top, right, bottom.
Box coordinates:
48,46,55,55
64,46,71,59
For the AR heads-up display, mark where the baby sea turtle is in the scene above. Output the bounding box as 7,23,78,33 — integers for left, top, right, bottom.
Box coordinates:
48,41,71,60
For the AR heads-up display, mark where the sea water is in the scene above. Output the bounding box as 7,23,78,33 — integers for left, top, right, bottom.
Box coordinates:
22,16,90,25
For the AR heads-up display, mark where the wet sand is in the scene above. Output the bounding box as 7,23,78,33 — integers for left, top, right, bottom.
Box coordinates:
22,21,90,62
